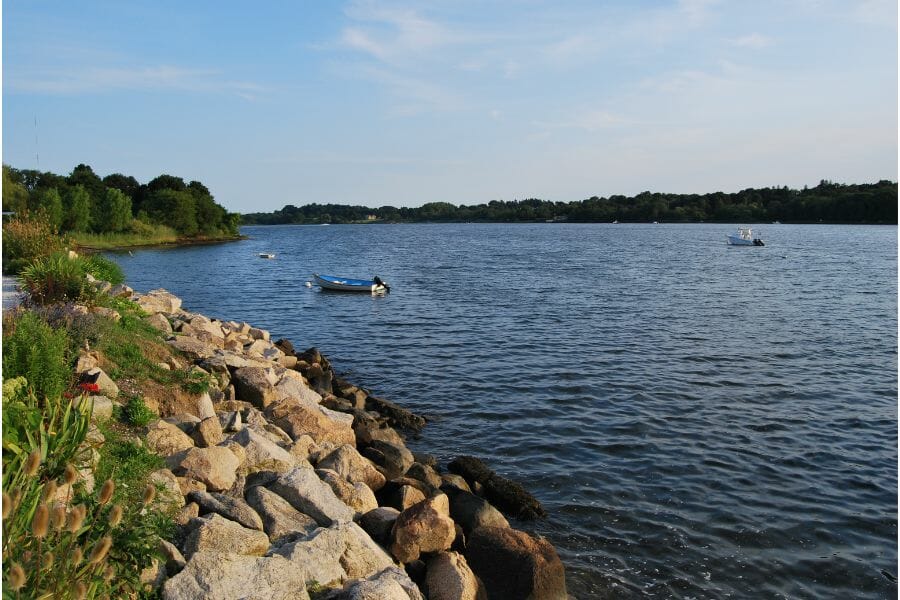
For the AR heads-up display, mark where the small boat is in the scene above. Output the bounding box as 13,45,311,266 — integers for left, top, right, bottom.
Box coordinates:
726,227,765,246
313,273,390,293
258,253,276,259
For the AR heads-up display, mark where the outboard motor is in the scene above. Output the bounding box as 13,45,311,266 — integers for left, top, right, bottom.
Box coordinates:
373,276,390,292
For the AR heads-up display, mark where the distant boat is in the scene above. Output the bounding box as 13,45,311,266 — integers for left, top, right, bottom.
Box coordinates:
313,273,390,293
726,227,765,246
258,253,276,259
612,220,619,224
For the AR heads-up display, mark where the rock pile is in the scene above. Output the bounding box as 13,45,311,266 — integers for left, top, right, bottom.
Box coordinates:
82,287,568,599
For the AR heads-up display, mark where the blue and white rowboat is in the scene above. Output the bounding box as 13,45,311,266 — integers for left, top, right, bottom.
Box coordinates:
313,273,390,293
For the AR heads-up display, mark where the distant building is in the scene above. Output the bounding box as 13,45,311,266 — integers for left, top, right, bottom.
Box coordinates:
366,214,378,221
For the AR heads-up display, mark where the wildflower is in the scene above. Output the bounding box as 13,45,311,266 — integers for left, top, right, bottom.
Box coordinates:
73,581,87,600
108,504,123,528
7,562,25,590
78,382,100,394
98,479,114,505
142,483,157,506
32,503,49,539
88,535,112,564
24,450,41,476
71,547,83,566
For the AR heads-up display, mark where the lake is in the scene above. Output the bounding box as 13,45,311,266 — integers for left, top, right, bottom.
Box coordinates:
113,223,898,599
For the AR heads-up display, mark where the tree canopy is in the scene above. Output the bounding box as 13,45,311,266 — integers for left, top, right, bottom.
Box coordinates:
3,164,239,238
241,180,897,225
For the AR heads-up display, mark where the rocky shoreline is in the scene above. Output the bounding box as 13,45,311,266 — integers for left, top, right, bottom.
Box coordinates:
81,286,568,599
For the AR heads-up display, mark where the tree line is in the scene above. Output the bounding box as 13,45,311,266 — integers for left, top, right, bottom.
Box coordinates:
2,164,240,237
241,180,897,225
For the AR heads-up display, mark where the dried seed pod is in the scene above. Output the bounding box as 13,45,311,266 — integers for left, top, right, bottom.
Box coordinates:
108,504,123,528
2,492,11,519
103,564,115,582
71,546,83,566
67,505,86,533
41,480,57,503
51,504,67,531
142,484,157,506
42,551,54,570
98,479,115,505
73,581,87,600
88,535,112,564
64,464,78,485
7,562,25,590
32,503,49,539
23,450,41,476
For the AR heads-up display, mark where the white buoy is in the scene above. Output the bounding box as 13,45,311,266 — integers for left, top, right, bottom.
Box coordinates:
305,281,312,288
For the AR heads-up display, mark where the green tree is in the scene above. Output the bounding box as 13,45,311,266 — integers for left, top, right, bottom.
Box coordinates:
64,184,92,232
96,187,133,232
68,163,106,205
31,187,64,232
144,189,198,235
2,165,30,214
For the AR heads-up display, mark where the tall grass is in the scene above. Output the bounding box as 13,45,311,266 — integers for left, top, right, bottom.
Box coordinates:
71,223,179,250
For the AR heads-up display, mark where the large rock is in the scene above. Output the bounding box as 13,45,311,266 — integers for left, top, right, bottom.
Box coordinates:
83,367,119,398
274,371,323,406
390,494,456,563
194,416,224,447
168,337,219,361
173,447,240,492
361,440,414,481
144,312,173,333
448,456,546,520
244,485,318,544
464,527,566,600
365,396,426,432
359,507,400,546
342,566,425,600
182,514,270,558
271,521,394,587
267,462,354,526
316,469,378,516
188,490,264,531
162,551,309,600
233,367,279,409
146,419,196,457
317,445,387,491
444,487,509,534
229,427,297,473
136,289,182,314
148,468,186,509
265,399,355,447
426,552,484,600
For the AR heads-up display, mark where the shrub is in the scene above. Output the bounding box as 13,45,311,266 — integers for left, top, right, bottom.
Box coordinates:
2,311,71,403
121,395,155,427
82,254,125,285
1,212,68,274
19,252,94,305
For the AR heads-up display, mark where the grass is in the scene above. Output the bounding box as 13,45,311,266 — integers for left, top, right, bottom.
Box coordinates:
72,226,243,251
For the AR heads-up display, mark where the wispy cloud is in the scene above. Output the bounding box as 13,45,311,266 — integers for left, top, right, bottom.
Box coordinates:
6,64,266,98
730,33,774,48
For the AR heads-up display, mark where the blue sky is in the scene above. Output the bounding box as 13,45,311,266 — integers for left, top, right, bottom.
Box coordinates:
3,0,897,213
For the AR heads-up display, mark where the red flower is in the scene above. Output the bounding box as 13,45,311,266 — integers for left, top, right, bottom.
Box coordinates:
78,382,101,393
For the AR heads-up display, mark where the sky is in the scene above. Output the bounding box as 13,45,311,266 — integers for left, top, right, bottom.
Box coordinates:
2,0,897,213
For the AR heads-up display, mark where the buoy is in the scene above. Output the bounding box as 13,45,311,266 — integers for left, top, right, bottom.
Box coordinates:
305,281,312,288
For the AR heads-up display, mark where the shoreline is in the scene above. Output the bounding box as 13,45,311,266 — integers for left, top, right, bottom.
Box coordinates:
74,234,248,253
68,284,569,598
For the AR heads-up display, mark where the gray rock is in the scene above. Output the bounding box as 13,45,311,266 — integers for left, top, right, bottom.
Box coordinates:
146,419,196,457
245,485,318,544
188,490,264,531
233,367,279,409
148,468,186,509
272,521,394,587
168,336,219,361
173,446,240,492
426,551,483,600
136,288,182,314
445,488,509,534
87,395,114,422
144,312,173,333
266,462,354,526
229,427,297,473
342,566,425,600
162,551,309,600
317,444,387,491
158,538,187,574
390,494,456,563
358,507,400,546
194,416,224,447
316,469,378,516
218,411,243,432
182,514,270,559
84,367,119,398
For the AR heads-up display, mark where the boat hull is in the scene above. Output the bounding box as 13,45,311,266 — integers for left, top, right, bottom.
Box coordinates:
726,235,755,246
313,273,387,293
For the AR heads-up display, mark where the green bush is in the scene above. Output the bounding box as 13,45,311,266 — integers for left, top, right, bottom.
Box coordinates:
82,254,125,285
1,212,68,274
2,311,71,403
19,252,94,305
121,395,155,427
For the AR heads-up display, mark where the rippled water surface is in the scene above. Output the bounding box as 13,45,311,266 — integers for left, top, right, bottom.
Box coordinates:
115,223,897,598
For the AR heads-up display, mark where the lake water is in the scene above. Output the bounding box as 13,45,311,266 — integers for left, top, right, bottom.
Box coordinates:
113,223,898,599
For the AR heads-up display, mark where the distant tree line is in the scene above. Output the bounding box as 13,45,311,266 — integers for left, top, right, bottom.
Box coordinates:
241,180,897,225
2,164,240,237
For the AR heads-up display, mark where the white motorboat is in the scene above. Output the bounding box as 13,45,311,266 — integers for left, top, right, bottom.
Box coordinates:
726,227,764,246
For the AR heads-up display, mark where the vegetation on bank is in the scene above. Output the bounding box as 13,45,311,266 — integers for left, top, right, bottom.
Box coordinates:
241,180,898,225
1,246,186,598
2,164,241,271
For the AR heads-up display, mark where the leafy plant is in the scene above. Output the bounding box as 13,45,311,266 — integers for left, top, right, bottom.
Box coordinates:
121,396,155,427
2,212,69,275
3,311,71,403
19,252,94,305
82,254,125,285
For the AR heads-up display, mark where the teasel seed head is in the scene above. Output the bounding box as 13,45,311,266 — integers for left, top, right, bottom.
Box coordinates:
2,492,11,519
103,564,115,582
98,479,115,505
41,480,57,503
67,504,86,533
73,581,87,600
88,535,112,564
51,504,67,531
108,504,123,528
32,503,49,539
24,450,41,476
142,483,157,506
64,463,78,485
71,546,83,566
7,562,26,591
42,551,54,570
